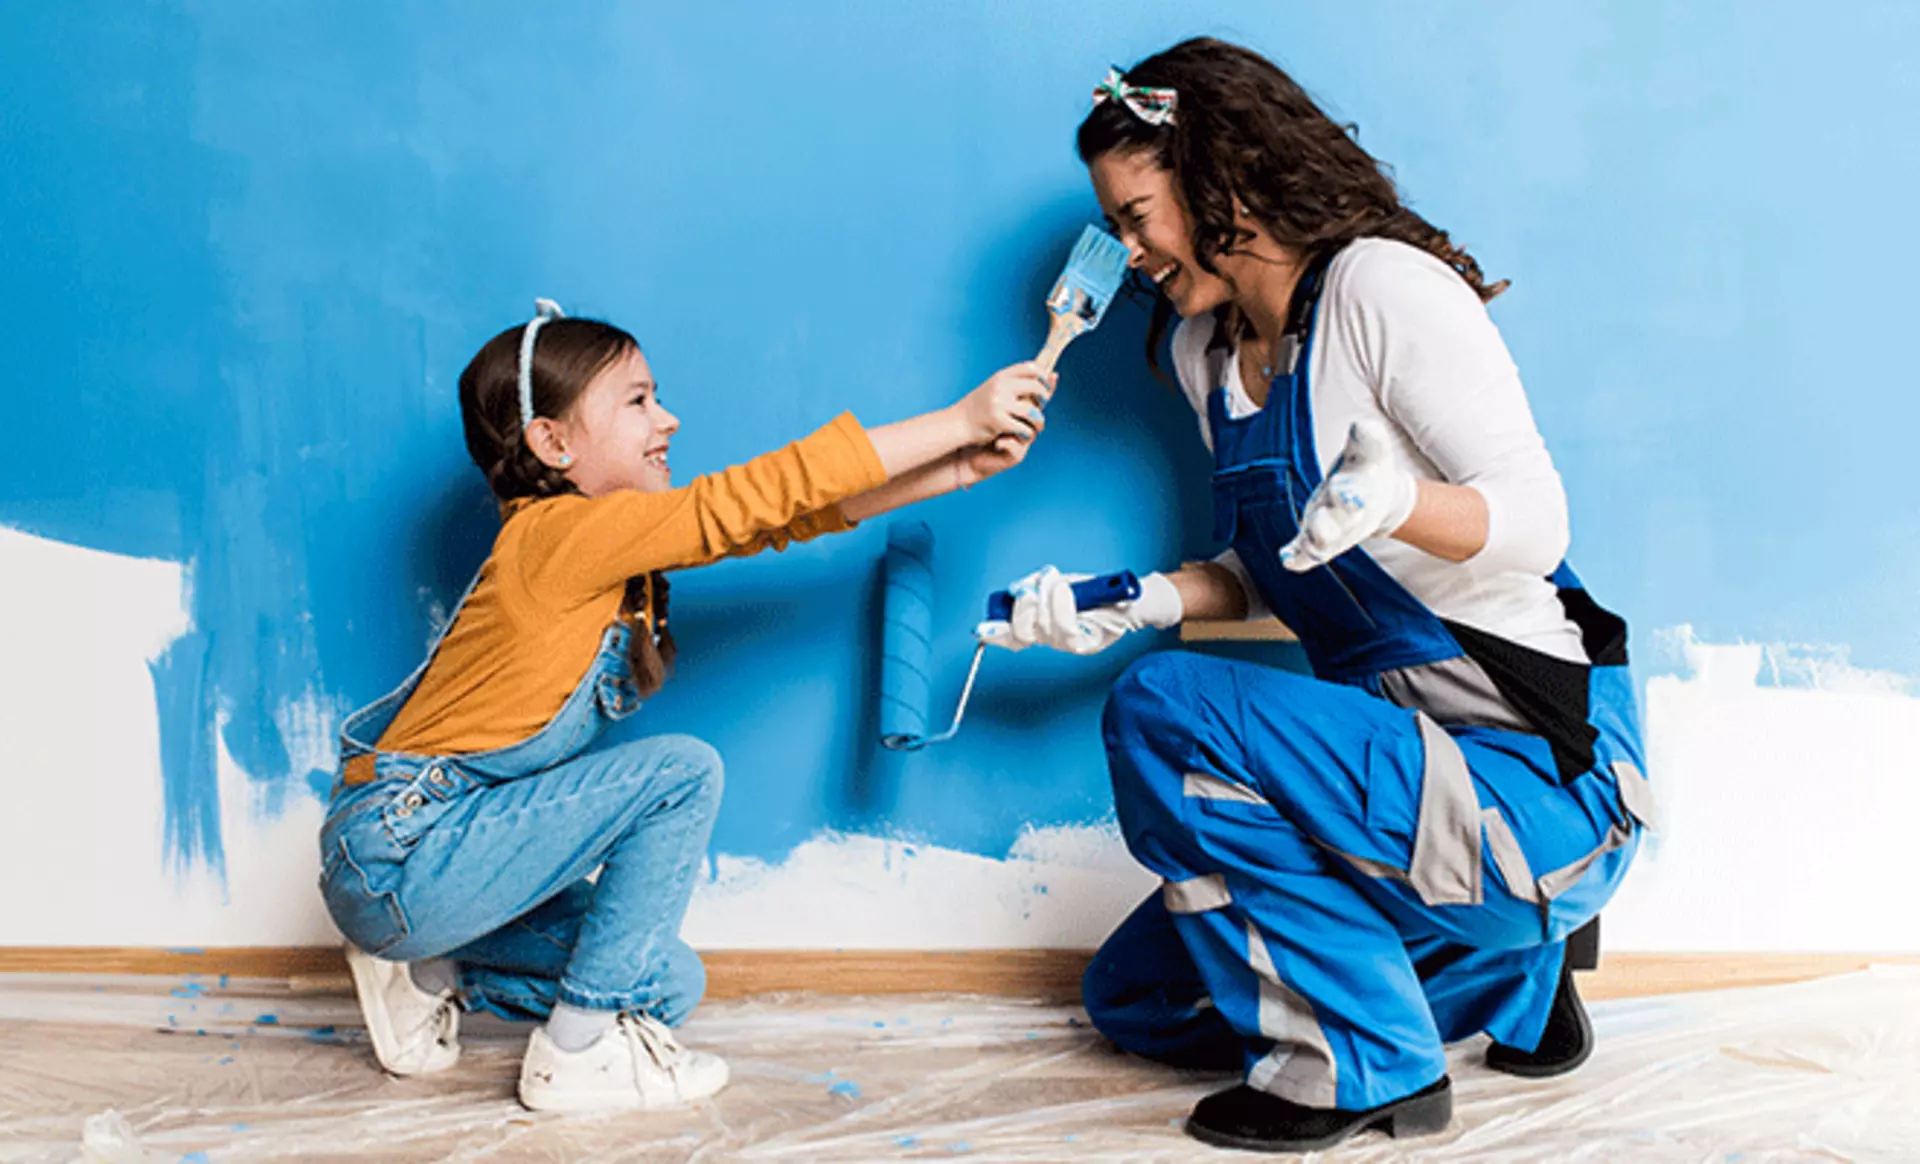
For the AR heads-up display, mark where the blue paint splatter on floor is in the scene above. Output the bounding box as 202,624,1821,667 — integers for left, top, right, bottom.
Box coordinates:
828,1079,862,1099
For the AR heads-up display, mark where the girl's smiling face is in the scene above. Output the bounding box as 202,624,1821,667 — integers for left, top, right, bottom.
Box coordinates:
540,347,681,497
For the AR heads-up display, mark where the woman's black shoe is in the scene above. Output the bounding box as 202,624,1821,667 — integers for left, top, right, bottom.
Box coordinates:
1486,957,1593,1078
1184,1075,1451,1153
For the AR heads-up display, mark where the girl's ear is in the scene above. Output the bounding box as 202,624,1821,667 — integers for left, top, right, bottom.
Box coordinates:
524,417,573,471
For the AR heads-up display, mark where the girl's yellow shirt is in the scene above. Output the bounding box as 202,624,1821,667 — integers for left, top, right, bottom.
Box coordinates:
349,413,887,776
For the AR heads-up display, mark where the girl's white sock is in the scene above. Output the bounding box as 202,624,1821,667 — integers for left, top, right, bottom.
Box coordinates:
409,958,459,997
546,1001,618,1053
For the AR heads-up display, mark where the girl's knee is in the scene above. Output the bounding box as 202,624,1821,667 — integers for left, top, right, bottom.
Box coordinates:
609,733,724,814
654,733,724,796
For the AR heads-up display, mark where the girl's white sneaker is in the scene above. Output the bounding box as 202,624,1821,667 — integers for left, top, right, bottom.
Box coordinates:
518,1012,730,1112
344,943,461,1076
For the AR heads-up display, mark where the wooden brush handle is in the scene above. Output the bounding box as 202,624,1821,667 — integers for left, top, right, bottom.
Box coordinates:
1035,312,1084,375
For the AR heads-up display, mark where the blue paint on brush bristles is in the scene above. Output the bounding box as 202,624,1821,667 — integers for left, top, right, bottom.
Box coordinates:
1046,225,1131,329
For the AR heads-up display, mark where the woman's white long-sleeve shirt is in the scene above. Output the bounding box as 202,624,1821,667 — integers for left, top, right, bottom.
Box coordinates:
1175,237,1585,662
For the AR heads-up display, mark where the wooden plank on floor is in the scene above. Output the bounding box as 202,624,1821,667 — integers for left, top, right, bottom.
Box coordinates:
2,948,1913,1003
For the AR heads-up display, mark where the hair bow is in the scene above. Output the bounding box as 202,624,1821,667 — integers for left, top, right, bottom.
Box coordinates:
1093,66,1177,126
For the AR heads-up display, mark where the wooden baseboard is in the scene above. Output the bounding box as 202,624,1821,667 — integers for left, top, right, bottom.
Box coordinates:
1,948,1913,1004
1180,618,1298,643
1578,953,1918,1000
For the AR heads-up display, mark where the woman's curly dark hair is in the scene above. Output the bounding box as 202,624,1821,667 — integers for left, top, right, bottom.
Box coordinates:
458,317,677,697
1078,37,1506,374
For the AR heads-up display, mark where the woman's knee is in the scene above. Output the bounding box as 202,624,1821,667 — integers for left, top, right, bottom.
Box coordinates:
1080,939,1134,1035
1101,651,1229,750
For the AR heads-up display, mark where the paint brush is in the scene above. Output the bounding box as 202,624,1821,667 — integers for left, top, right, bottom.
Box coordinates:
1034,225,1131,373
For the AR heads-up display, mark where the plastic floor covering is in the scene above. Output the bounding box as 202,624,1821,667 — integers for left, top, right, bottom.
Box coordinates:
1,965,1915,1162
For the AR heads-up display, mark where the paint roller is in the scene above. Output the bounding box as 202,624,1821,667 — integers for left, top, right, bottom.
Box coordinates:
879,520,1141,752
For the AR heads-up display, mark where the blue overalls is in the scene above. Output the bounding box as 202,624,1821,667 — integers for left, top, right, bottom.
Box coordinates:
1085,254,1655,1111
320,569,723,1023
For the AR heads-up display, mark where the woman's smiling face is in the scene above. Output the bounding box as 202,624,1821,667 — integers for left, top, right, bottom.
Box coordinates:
1089,148,1234,319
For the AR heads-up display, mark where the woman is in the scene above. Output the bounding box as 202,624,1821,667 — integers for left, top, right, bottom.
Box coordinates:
984,39,1653,1152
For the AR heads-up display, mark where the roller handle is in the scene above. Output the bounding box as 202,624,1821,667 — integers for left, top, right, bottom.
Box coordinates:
985,570,1142,623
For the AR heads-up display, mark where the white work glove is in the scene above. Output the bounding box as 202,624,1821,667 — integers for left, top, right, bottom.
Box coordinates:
1279,420,1419,573
975,566,1184,655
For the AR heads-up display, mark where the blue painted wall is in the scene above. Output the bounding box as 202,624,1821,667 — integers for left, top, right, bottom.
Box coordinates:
5,2,1915,877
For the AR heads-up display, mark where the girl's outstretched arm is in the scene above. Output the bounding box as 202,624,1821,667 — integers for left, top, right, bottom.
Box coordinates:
840,418,1043,522
862,363,1053,478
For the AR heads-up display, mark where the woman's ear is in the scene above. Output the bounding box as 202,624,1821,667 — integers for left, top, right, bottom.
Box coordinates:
524,417,574,471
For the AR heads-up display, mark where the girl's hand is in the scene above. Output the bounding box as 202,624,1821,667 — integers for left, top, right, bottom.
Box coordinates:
958,431,1036,487
954,363,1054,444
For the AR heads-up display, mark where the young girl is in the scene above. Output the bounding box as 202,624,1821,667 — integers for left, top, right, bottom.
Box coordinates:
321,300,1052,1113
984,41,1653,1152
